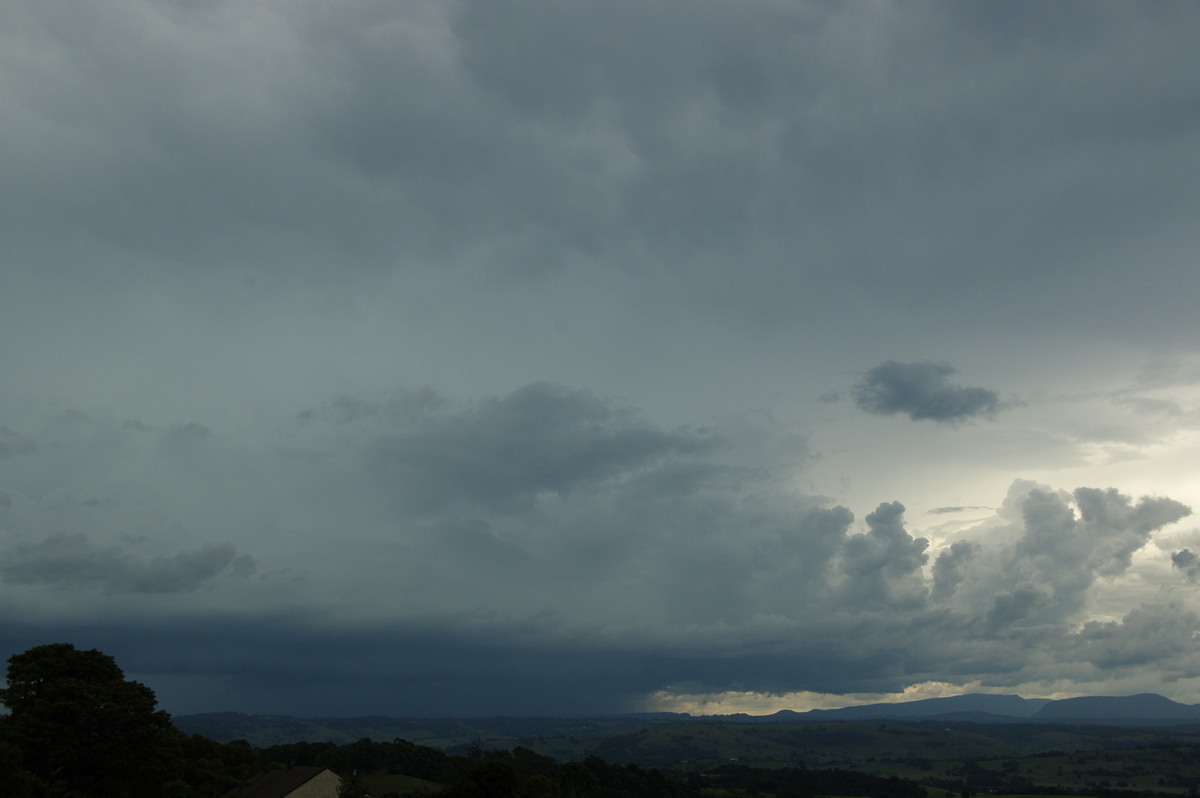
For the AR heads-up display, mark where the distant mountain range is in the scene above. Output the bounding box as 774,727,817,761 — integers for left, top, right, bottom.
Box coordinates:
174,692,1200,748
762,692,1200,724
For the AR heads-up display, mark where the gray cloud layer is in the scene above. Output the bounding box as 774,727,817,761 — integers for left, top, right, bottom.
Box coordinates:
3,0,1200,716
0,534,252,594
5,1,1200,337
338,381,720,515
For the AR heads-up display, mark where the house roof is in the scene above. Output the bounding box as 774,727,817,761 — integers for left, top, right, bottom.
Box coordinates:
231,766,337,798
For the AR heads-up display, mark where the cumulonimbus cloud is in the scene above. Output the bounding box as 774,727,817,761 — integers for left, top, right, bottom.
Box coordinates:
0,389,1195,714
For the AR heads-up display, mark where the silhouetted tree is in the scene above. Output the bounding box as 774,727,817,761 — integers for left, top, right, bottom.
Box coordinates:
0,643,175,797
0,735,36,798
559,761,600,798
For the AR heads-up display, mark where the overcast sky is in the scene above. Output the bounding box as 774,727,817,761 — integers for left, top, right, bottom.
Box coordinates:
4,0,1200,718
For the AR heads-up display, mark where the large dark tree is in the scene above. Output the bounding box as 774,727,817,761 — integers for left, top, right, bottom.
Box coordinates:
0,643,175,798
0,735,36,798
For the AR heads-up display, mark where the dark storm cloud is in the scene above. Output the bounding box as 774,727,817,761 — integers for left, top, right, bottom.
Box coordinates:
1173,549,1200,582
986,588,1047,631
443,0,1200,330
308,382,721,515
930,540,978,602
3,0,1200,717
3,386,1196,713
6,533,1195,718
4,1,1199,338
1074,603,1200,671
853,361,1002,423
0,533,253,594
840,501,928,607
0,614,814,716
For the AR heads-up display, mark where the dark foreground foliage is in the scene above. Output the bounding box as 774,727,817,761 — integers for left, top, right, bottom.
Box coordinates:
694,762,927,798
0,643,257,798
257,737,699,797
255,735,946,797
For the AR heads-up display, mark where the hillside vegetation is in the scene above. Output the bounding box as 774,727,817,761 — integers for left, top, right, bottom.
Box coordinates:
177,708,1200,796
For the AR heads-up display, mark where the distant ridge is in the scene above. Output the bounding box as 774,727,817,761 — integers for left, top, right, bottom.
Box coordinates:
767,692,1200,724
773,693,1050,721
174,692,1200,746
1031,693,1200,721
